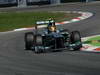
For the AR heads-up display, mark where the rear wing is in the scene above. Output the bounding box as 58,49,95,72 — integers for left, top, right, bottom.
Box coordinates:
36,20,54,25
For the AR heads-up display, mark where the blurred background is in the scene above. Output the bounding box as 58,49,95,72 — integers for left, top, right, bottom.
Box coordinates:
0,0,98,7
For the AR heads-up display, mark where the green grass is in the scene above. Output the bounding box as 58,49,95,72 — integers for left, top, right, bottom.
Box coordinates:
88,36,100,41
0,11,80,32
84,36,100,46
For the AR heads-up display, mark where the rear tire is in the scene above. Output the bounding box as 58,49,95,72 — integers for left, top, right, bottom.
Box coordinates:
70,31,82,50
25,32,35,50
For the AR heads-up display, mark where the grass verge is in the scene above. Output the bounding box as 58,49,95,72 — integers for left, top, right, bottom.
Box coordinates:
84,36,100,46
0,11,80,32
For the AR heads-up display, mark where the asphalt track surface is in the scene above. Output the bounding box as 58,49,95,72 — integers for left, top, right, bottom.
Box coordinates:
0,2,100,75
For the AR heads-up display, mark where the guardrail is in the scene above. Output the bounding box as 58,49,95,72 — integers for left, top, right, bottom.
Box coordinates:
27,0,50,6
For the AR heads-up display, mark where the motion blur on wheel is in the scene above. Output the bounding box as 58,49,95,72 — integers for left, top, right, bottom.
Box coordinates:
24,19,82,53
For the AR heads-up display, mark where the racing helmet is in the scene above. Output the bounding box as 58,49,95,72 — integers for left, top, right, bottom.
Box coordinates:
48,21,56,32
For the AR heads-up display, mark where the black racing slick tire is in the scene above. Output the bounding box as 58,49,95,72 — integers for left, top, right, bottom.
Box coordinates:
25,32,35,50
70,31,82,50
71,31,81,43
34,35,44,53
35,34,42,46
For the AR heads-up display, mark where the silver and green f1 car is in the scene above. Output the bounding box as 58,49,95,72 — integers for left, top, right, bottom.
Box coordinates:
24,19,82,53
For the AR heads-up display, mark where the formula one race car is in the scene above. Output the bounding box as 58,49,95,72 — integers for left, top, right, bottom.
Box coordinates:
24,19,82,53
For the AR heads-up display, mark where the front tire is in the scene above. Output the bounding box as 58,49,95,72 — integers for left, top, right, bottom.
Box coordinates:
70,31,82,50
34,34,44,53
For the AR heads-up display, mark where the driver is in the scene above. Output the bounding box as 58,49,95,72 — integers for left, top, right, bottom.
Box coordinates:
47,19,57,33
